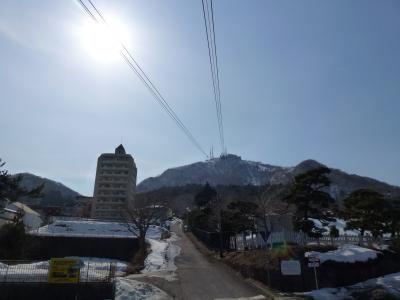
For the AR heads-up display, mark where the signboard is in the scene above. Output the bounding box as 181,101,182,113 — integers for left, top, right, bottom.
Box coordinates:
280,260,301,275
306,254,320,289
308,255,320,268
308,262,320,268
48,258,81,283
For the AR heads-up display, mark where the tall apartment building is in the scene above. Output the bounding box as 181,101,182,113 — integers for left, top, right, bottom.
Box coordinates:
91,144,137,219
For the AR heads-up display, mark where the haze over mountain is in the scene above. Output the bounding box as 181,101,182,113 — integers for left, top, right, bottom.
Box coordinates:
137,154,400,199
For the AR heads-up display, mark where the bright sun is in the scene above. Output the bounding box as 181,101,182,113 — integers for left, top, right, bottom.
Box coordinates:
78,17,130,62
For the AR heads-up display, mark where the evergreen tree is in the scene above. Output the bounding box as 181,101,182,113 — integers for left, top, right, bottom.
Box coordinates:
383,197,400,237
341,189,386,237
226,200,258,232
191,183,220,231
284,167,335,237
194,182,217,208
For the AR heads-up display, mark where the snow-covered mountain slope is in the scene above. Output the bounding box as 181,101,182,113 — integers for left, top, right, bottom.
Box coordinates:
137,154,400,199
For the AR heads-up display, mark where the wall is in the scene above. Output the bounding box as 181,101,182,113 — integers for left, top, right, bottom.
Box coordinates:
0,282,114,300
32,236,139,261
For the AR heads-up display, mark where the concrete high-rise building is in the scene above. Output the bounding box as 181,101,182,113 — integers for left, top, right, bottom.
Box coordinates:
91,145,137,219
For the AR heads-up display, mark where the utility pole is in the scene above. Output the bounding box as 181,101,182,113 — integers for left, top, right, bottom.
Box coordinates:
186,207,190,231
216,192,224,258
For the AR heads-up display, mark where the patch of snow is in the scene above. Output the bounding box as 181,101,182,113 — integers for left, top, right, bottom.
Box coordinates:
129,232,181,282
310,218,360,236
66,256,128,274
304,287,349,300
0,261,49,282
305,244,380,263
304,272,400,299
115,277,171,300
143,239,169,272
0,257,129,282
143,232,181,274
31,219,164,239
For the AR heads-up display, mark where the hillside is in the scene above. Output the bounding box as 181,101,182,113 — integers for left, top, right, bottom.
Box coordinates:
15,173,81,206
137,154,400,199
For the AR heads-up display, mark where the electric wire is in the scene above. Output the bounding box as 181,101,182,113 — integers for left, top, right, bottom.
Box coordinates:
201,0,226,154
76,0,208,157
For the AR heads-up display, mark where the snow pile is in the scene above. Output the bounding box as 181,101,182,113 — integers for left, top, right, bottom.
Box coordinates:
143,232,180,274
31,219,163,239
305,244,380,263
115,277,171,300
0,261,49,282
67,256,128,275
304,272,400,299
0,257,129,282
165,217,182,228
310,218,360,236
143,239,169,272
305,287,349,300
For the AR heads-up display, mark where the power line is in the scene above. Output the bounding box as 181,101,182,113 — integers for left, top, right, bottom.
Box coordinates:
201,0,226,155
76,0,208,158
210,0,225,154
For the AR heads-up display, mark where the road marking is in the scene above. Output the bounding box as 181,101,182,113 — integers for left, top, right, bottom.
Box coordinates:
214,296,266,300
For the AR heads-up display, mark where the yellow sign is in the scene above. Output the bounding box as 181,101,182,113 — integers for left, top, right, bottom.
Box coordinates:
48,258,81,283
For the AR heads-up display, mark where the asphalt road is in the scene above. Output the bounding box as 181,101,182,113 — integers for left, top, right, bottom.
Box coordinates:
140,223,266,300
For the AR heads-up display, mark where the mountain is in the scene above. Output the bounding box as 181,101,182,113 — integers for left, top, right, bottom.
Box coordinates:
137,154,400,199
15,173,81,206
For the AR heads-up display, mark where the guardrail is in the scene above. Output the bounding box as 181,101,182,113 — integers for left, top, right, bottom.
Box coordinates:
0,260,117,283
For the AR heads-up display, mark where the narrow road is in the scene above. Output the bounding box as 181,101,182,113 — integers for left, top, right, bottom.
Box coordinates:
139,223,266,300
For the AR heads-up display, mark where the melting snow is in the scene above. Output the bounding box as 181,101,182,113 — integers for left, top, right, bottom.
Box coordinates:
309,218,361,236
305,244,380,263
304,272,400,299
141,232,181,282
115,277,171,300
31,219,163,239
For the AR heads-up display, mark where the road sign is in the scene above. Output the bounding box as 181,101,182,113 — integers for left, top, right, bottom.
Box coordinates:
308,257,320,267
306,255,320,289
308,262,320,268
280,260,301,275
48,258,81,284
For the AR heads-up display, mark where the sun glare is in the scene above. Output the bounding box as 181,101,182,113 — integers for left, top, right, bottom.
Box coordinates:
78,17,129,63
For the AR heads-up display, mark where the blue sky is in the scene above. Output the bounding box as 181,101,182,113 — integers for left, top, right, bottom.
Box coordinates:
1,0,399,195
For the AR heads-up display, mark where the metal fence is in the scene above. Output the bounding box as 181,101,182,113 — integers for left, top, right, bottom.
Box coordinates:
230,230,387,250
0,260,117,283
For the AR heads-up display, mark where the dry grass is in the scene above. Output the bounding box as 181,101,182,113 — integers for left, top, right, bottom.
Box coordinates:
223,244,336,271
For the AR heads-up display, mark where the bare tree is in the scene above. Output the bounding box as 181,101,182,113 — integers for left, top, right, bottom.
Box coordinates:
254,184,289,247
121,194,167,266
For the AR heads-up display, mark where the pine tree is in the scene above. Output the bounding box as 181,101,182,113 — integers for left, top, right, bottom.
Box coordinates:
383,197,400,237
284,167,335,237
341,189,386,237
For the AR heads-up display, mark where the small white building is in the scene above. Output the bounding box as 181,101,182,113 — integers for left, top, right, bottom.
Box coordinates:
0,200,43,230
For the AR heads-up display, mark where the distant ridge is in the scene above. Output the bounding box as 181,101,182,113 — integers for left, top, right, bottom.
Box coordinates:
137,155,400,199
14,173,80,206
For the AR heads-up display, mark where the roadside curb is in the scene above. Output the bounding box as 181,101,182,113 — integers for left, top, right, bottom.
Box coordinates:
246,278,305,300
246,278,276,299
